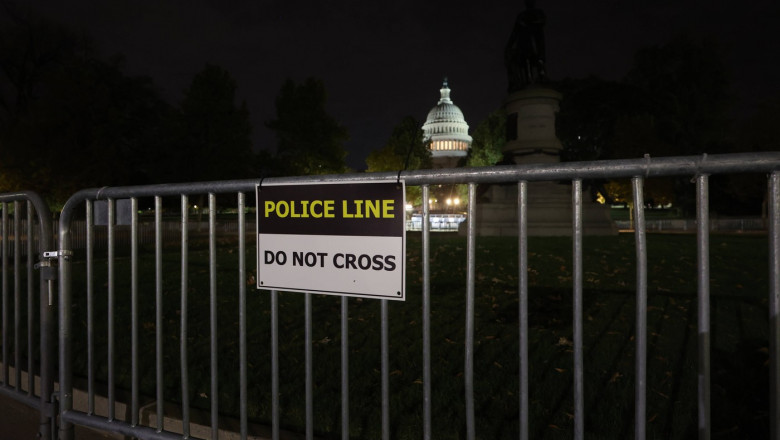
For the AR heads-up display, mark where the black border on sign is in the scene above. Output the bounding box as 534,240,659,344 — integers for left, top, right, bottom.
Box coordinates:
255,180,406,301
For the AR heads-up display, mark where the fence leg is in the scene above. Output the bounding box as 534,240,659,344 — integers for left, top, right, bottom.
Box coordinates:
769,172,780,440
696,175,711,440
518,181,529,440
633,177,648,440
572,180,584,440
465,183,477,440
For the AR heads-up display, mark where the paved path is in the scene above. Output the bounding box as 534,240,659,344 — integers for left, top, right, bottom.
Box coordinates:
0,392,117,440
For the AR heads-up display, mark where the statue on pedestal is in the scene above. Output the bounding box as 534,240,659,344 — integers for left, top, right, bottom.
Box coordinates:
504,0,547,92
471,1,616,236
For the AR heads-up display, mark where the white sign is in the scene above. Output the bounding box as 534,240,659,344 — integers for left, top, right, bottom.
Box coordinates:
256,181,406,300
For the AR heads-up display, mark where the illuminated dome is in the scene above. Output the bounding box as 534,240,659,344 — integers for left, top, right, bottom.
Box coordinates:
422,78,472,167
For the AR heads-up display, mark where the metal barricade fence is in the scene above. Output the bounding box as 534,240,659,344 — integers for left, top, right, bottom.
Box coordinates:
0,191,56,440
53,152,780,440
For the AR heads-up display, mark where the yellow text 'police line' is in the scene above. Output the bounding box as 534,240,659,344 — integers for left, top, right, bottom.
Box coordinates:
264,199,395,219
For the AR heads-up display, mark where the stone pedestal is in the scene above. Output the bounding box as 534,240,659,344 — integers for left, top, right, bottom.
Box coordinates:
503,87,564,164
474,182,616,236
472,86,615,236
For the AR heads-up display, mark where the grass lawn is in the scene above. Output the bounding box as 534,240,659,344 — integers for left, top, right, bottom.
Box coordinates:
65,232,771,439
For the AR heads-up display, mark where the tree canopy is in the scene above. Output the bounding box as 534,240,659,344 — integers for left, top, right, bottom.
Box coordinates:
554,35,741,213
266,78,349,176
0,8,259,205
163,63,254,183
365,116,430,207
465,108,505,167
0,10,172,204
365,116,430,172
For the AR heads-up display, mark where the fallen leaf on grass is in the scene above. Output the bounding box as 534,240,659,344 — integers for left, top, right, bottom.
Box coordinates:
557,337,573,347
554,368,566,373
654,389,669,399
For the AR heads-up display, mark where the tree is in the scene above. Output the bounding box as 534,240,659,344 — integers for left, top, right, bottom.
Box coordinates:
163,64,253,183
708,94,780,215
365,116,430,207
0,8,172,205
266,78,349,176
555,76,655,162
555,36,737,213
625,35,735,214
465,109,505,167
155,64,255,222
365,116,430,172
625,34,734,155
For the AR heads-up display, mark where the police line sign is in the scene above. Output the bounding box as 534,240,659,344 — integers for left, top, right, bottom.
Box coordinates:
256,181,406,300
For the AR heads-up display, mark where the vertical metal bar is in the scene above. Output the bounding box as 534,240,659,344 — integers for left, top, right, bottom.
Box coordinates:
35,195,53,440
26,201,33,395
238,192,248,439
154,196,164,432
422,185,432,440
14,201,21,390
305,293,314,440
131,197,139,426
107,198,116,421
632,177,648,440
59,206,74,440
271,289,280,440
341,296,349,440
769,172,780,440
208,193,219,439
2,202,8,386
465,183,477,440
86,200,95,414
180,195,190,438
518,181,529,440
696,175,711,440
572,179,584,440
381,299,390,440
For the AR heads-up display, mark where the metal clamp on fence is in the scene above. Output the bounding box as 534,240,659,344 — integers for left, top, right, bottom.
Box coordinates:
42,250,73,259
36,250,71,305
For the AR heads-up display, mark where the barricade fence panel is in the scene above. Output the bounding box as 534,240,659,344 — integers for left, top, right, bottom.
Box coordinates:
44,153,780,440
0,191,55,440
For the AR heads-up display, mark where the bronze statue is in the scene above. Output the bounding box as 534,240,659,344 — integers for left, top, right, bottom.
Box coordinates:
504,0,547,92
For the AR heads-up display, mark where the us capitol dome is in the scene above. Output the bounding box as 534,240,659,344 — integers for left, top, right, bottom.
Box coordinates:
422,78,472,168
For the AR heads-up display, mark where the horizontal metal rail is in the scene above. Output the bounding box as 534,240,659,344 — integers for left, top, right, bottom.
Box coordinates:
56,153,780,203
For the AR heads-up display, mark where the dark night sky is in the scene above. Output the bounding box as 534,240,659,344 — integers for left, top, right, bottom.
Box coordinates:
20,1,780,170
